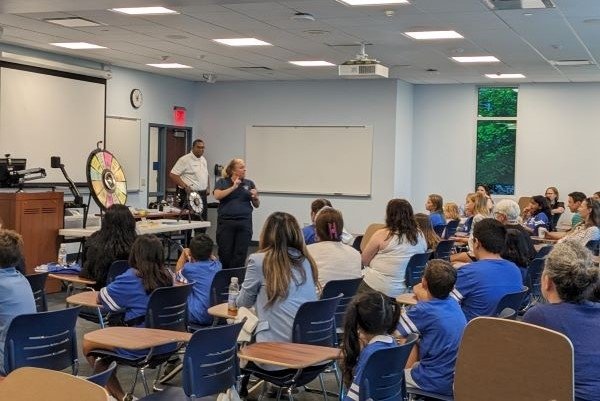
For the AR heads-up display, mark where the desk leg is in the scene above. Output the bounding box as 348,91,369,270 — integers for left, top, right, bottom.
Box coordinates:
96,307,105,329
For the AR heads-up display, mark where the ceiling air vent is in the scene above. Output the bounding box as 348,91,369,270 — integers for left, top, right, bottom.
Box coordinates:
482,0,555,10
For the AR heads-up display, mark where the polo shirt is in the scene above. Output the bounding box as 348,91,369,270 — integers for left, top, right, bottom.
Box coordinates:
170,152,209,191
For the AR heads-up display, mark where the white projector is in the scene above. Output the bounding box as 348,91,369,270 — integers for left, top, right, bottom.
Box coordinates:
339,62,389,79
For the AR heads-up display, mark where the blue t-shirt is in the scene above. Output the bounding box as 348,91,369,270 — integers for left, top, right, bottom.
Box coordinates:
302,225,317,245
524,301,600,401
525,212,549,236
397,298,466,395
0,267,36,375
215,177,256,219
99,268,175,358
451,259,522,321
429,212,446,229
343,336,397,401
177,259,221,325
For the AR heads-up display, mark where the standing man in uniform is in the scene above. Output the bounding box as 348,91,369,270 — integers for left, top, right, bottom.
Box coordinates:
170,139,209,232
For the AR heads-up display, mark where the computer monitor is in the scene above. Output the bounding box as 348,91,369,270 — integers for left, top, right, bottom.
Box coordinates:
0,158,27,187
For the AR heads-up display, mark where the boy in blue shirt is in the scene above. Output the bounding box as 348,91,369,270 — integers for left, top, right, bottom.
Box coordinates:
398,259,467,396
175,234,222,325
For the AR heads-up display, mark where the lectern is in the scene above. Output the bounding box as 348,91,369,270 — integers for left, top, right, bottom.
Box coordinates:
0,191,63,292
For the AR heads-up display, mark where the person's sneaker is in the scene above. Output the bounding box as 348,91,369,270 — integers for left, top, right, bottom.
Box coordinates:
158,361,183,384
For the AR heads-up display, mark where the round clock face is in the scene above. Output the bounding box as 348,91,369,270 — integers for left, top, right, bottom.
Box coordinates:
130,88,143,109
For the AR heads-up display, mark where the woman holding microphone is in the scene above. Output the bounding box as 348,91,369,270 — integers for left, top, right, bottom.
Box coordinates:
213,159,259,268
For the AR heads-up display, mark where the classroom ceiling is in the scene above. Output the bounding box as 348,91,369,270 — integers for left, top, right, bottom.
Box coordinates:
1,0,600,84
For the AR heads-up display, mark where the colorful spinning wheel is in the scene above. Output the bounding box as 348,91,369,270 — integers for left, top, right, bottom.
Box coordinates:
86,149,127,210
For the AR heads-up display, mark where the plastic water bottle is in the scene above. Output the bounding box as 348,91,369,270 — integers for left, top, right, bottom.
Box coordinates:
57,244,68,266
227,277,239,312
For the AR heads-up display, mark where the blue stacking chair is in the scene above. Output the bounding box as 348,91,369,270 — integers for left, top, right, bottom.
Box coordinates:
404,251,433,290
320,277,363,343
433,224,447,237
435,240,455,262
358,334,418,401
139,321,245,401
586,239,600,256
493,287,529,317
87,361,118,387
534,245,553,259
524,258,546,308
444,219,460,239
3,306,81,375
25,272,49,312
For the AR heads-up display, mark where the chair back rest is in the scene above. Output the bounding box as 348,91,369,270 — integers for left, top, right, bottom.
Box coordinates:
360,223,385,253
586,239,600,256
444,219,460,239
404,251,433,288
210,267,246,306
534,245,553,259
106,260,129,284
86,361,117,387
494,287,528,316
292,295,342,347
182,321,245,398
434,240,455,261
497,308,517,320
4,306,81,374
454,317,574,401
146,284,192,332
321,277,363,330
525,258,545,300
0,367,109,401
25,272,48,312
360,334,418,401
433,224,447,237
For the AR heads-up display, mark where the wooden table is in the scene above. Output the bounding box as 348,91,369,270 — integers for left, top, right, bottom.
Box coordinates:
0,367,109,401
208,302,238,319
238,342,341,369
84,327,192,350
396,293,418,306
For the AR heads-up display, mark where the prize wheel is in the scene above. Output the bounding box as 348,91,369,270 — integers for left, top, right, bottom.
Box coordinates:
188,191,204,215
86,148,127,210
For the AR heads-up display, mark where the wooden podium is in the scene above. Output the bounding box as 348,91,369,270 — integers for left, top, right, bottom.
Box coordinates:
0,191,64,292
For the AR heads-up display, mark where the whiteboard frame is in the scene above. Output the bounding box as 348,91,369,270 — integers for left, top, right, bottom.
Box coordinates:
105,116,141,192
245,125,373,197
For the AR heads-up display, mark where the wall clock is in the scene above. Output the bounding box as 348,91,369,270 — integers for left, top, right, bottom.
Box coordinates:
130,88,143,109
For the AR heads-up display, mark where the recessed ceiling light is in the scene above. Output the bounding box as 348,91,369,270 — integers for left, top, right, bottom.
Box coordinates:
550,59,594,66
146,63,192,69
50,42,106,49
485,73,526,79
452,56,500,63
336,0,409,5
289,61,335,67
45,17,101,27
110,7,179,15
404,30,463,40
213,38,272,46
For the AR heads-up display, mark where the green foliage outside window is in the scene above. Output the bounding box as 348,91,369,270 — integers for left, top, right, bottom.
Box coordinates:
476,87,518,195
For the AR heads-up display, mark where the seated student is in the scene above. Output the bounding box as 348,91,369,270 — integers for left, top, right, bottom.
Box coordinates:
523,241,600,401
175,234,222,325
593,191,600,202
545,186,565,230
83,234,174,401
0,229,36,376
341,292,400,401
450,192,491,264
546,191,588,240
450,219,523,321
501,229,534,282
398,260,467,396
443,202,461,225
557,198,600,248
494,199,536,264
476,184,494,212
415,213,441,251
522,195,552,235
425,194,446,229
307,208,361,288
302,198,332,245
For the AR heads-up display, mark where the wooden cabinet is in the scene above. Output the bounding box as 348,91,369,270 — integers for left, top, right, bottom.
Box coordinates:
0,191,63,292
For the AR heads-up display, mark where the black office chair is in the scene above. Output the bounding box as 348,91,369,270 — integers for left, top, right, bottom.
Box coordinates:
404,251,433,290
3,306,81,375
87,284,193,396
25,272,49,312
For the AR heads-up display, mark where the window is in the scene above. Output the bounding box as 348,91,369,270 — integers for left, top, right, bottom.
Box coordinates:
476,87,518,195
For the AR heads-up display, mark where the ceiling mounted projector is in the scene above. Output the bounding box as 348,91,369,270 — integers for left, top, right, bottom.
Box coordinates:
339,43,389,79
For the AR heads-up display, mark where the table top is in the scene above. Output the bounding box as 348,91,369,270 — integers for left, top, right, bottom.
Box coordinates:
67,290,101,307
238,342,341,369
48,273,96,286
531,236,557,244
208,303,238,319
59,219,210,238
84,327,192,350
396,293,418,306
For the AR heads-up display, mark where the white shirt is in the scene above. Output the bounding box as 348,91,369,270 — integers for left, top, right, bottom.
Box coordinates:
170,152,209,191
307,241,362,287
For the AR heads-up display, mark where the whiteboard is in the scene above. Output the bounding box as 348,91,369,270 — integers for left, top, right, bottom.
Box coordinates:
0,63,105,183
245,126,373,196
105,117,141,191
